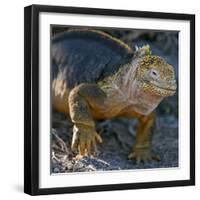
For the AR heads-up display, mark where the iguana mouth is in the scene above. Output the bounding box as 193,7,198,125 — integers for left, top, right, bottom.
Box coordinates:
151,83,176,92
143,79,177,96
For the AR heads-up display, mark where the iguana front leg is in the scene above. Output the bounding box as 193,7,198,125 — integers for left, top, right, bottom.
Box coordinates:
68,83,106,157
128,112,160,164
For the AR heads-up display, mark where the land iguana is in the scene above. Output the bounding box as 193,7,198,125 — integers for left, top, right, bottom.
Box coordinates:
52,29,177,164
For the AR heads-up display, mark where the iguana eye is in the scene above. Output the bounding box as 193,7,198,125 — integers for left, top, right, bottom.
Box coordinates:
149,69,160,79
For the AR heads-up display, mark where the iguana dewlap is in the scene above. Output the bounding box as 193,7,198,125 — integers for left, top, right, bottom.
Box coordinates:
52,29,177,164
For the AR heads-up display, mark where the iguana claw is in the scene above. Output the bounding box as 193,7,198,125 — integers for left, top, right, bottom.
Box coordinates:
71,124,103,157
128,147,160,164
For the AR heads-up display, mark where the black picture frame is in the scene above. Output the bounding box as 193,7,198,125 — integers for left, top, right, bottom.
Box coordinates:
24,4,195,196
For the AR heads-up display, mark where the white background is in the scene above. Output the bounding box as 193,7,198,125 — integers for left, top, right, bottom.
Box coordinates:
0,0,199,199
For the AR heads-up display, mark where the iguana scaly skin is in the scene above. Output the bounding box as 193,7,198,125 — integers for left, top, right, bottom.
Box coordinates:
52,29,177,164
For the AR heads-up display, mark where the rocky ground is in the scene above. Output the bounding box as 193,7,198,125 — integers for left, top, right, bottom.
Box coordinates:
51,107,178,173
51,29,178,173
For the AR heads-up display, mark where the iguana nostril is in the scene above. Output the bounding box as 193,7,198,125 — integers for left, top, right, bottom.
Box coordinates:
170,80,177,89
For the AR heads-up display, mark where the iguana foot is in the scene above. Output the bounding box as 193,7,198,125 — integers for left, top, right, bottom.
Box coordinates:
128,147,160,164
71,124,103,157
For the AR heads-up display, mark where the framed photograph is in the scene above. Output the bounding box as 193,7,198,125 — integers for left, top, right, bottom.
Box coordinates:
24,4,195,195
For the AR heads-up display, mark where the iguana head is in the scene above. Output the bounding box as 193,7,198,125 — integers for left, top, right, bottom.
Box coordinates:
97,45,177,115
135,46,177,97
